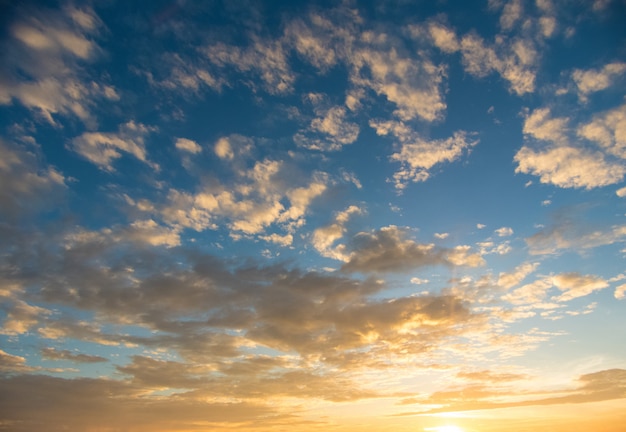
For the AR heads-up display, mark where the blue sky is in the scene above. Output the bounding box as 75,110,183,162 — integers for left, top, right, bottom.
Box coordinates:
1,1,625,431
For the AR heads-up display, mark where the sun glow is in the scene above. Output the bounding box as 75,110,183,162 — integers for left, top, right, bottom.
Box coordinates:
425,426,465,432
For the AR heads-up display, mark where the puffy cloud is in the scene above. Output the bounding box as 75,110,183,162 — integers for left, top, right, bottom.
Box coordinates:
1,300,50,335
577,103,626,159
502,272,609,305
516,105,626,189
495,227,514,237
203,38,294,94
259,233,293,247
162,155,328,236
616,186,626,197
500,0,523,30
294,98,360,151
551,272,609,301
428,23,459,53
69,121,158,172
615,284,626,300
456,33,538,95
0,5,117,125
572,62,626,99
214,137,234,160
286,7,448,122
340,226,484,273
175,137,202,154
371,120,477,189
497,262,539,289
515,145,625,189
502,278,553,305
311,205,363,261
523,108,568,143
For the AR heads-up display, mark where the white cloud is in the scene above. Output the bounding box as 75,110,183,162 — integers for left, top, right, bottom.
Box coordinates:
497,262,540,289
288,9,448,122
615,284,626,300
500,0,523,30
516,105,626,189
410,277,429,285
294,96,360,151
523,108,568,143
515,144,625,189
617,186,626,197
434,233,449,239
551,273,608,302
428,23,459,53
312,205,363,261
259,233,293,247
162,157,329,237
203,38,294,94
175,138,202,154
457,33,537,95
69,121,158,171
371,120,477,189
572,62,626,99
0,6,116,126
495,227,514,237
214,137,234,160
577,103,626,159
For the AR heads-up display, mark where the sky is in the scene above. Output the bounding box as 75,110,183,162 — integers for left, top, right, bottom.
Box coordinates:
0,0,625,431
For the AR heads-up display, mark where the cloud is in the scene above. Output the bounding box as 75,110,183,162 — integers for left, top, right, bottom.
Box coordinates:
0,5,117,126
340,225,485,273
497,262,540,289
286,7,448,122
551,272,609,301
294,95,360,151
1,300,51,335
515,145,625,189
499,0,523,30
525,211,626,255
311,205,363,261
427,23,459,53
370,121,477,189
572,62,626,99
161,155,329,237
175,137,202,154
502,271,609,305
41,347,107,363
69,121,158,172
446,31,538,95
456,369,528,383
495,227,514,237
577,102,626,159
522,108,569,143
516,106,626,189
0,374,288,432
0,139,66,220
615,284,626,300
411,368,626,415
203,38,294,94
